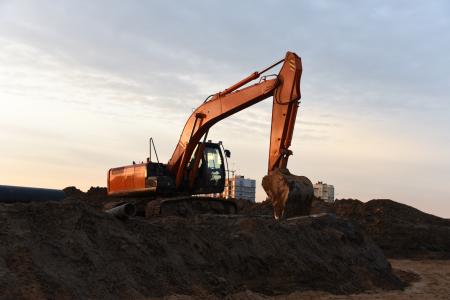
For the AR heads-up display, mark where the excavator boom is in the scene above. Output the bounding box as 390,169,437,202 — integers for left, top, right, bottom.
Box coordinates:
167,52,303,188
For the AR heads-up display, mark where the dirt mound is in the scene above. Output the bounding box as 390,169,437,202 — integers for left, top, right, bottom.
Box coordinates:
63,186,113,209
62,186,84,197
237,199,273,216
237,198,450,259
237,197,331,216
86,186,107,197
333,199,450,259
0,198,403,299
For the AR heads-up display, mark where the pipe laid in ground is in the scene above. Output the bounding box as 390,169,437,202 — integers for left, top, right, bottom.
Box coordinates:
105,203,136,219
0,185,66,203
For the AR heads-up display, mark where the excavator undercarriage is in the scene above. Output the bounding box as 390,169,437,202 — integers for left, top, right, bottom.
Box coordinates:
102,195,237,218
145,197,237,217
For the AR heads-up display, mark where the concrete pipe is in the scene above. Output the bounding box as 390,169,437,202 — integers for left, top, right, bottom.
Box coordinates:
105,203,136,219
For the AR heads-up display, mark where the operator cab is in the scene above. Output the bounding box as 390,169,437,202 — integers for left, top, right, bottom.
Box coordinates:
189,142,227,194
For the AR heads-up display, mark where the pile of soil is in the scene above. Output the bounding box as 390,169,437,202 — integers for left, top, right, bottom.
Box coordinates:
0,194,403,299
236,199,273,216
240,198,450,259
63,186,108,208
333,199,450,259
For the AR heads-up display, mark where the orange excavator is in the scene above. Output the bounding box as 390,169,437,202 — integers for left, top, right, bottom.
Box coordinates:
107,51,313,219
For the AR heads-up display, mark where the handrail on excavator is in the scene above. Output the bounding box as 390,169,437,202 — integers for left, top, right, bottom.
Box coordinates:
216,58,285,98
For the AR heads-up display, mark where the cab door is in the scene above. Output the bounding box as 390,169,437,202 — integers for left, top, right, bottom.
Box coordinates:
190,143,226,194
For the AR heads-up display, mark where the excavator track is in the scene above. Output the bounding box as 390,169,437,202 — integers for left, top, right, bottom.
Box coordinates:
145,196,237,218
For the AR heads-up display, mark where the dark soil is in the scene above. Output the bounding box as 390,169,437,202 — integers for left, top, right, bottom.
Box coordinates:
0,192,404,300
239,198,450,259
333,199,450,259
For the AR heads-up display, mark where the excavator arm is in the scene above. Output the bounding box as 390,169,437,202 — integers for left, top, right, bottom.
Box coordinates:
167,52,303,189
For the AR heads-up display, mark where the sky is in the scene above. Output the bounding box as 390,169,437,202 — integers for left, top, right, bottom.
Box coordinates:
0,1,449,217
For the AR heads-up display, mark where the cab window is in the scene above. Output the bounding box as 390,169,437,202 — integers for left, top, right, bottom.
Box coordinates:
204,147,223,185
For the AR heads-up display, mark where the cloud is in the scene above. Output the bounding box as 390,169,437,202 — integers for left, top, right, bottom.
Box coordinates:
0,1,449,216
2,0,449,118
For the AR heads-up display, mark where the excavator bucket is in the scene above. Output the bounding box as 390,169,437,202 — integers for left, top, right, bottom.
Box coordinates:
262,169,313,219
